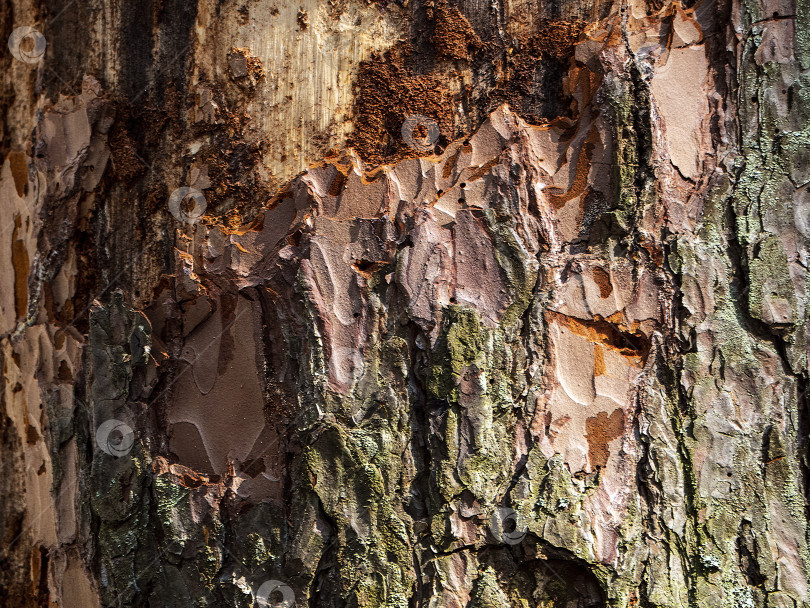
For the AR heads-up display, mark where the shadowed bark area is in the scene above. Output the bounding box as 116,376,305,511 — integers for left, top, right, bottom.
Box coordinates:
1,0,809,607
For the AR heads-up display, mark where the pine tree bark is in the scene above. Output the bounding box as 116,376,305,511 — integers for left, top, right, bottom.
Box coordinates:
1,0,809,606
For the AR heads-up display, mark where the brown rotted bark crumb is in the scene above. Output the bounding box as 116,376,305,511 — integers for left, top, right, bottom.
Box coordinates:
429,1,481,61
348,46,456,166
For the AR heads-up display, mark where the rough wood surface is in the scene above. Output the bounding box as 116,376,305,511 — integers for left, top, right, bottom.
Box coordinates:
1,0,809,606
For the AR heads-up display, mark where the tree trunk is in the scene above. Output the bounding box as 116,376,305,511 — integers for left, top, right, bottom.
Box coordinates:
1,0,809,606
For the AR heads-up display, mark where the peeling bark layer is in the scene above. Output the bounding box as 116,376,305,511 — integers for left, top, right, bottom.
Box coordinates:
1,0,810,607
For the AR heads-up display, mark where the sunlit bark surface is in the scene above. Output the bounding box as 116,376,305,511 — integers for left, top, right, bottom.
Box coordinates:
1,0,810,606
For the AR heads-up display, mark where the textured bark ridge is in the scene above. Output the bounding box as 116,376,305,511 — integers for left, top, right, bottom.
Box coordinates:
1,0,810,606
